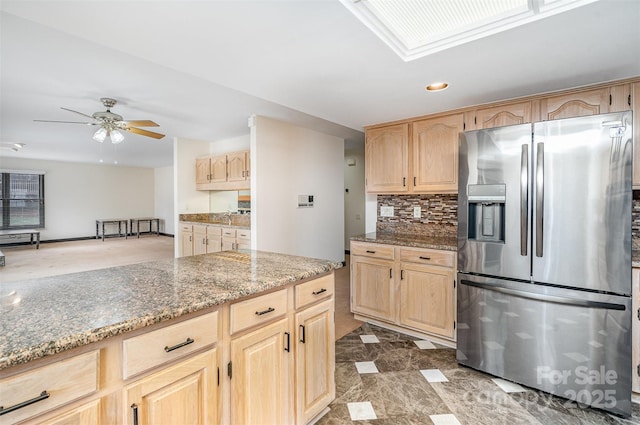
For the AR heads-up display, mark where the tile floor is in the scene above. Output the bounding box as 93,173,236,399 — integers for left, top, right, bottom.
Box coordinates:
318,323,640,425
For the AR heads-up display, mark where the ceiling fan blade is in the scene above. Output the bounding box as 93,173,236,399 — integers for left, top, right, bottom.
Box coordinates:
34,119,97,125
60,107,96,120
125,127,165,139
123,120,159,127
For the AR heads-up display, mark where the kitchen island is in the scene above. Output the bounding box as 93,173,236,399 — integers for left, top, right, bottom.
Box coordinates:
0,249,341,424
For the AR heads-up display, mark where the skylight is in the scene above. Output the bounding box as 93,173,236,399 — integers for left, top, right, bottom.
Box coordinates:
340,0,599,61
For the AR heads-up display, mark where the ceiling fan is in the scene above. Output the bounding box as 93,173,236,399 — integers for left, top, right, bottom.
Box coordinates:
35,98,165,144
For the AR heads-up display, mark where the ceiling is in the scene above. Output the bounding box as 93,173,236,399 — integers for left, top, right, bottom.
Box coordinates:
1,0,639,168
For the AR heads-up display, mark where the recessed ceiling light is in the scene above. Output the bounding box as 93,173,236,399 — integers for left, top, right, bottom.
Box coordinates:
426,82,449,92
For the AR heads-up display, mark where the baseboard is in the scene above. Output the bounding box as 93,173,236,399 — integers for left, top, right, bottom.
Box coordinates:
353,314,457,348
0,233,174,247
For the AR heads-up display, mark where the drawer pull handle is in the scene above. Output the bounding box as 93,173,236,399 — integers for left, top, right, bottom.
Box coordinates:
312,288,327,295
366,250,376,254
284,332,291,352
300,324,306,343
131,403,139,425
164,337,194,353
0,391,50,416
419,256,431,260
255,307,275,316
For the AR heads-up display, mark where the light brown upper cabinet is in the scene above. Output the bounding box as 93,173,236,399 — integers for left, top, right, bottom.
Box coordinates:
365,114,463,194
227,150,250,182
466,101,533,130
196,154,226,185
365,123,410,193
412,113,464,193
196,150,250,190
540,84,631,121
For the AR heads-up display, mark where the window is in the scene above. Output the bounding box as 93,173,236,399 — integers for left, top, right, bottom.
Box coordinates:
0,172,45,230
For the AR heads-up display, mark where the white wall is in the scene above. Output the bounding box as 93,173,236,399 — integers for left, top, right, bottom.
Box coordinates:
210,134,250,154
251,116,344,262
344,148,366,249
0,157,156,240
173,137,210,254
154,165,174,235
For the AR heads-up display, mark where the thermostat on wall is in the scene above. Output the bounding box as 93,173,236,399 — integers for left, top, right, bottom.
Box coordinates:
298,195,314,208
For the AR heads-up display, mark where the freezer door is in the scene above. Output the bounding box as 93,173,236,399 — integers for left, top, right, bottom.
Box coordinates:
458,124,532,281
532,112,632,294
457,273,632,417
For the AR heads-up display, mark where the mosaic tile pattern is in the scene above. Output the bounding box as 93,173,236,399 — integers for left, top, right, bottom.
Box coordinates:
319,324,640,424
377,194,458,234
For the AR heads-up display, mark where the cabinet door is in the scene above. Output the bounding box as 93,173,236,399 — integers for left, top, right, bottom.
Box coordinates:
473,101,532,129
41,399,100,425
633,82,640,188
222,237,236,251
295,299,335,424
351,256,395,321
210,155,228,183
540,88,610,121
193,225,208,256
227,151,248,182
230,318,292,425
399,262,455,338
180,230,193,257
365,123,409,193
195,158,211,185
207,236,222,253
124,349,217,425
633,268,640,394
412,114,463,193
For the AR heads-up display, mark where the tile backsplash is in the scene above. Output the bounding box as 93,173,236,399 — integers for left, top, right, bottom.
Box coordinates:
379,192,640,247
376,194,457,237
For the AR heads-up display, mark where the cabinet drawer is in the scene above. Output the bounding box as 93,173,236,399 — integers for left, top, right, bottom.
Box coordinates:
180,223,193,232
400,247,454,268
351,241,394,260
230,288,288,334
237,229,251,240
122,311,219,379
222,227,237,238
0,351,99,424
295,274,335,309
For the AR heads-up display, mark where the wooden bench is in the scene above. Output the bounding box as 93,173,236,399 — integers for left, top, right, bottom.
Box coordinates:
0,229,40,249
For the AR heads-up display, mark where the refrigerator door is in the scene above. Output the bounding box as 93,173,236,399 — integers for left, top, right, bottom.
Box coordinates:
458,124,532,281
532,112,632,294
457,273,632,417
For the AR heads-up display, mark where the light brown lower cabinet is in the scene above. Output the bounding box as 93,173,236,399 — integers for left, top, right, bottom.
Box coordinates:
40,399,100,425
295,299,335,424
124,349,218,425
351,241,456,342
230,318,292,425
0,272,335,425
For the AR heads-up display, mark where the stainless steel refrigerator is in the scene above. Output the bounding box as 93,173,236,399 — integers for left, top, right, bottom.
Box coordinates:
457,111,633,417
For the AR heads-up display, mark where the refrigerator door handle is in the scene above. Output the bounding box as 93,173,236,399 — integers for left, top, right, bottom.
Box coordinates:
535,142,544,257
460,279,626,311
520,144,528,256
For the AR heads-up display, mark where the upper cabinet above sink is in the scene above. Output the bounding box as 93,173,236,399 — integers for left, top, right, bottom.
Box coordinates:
196,150,250,191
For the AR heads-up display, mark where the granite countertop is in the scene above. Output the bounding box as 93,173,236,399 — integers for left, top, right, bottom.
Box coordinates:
0,250,342,370
180,220,250,230
350,232,457,252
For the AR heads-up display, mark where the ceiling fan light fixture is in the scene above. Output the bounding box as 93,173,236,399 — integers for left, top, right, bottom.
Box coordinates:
110,129,124,144
93,127,107,143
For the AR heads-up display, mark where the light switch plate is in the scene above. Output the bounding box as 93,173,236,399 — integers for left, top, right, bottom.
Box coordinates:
380,206,394,217
413,206,421,218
